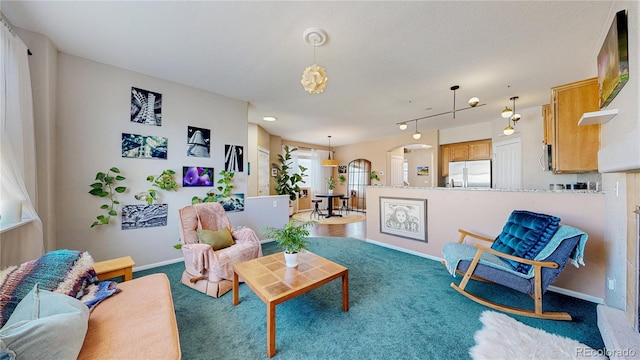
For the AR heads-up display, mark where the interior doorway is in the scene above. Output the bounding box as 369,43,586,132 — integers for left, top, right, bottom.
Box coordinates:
347,159,371,212
258,147,270,196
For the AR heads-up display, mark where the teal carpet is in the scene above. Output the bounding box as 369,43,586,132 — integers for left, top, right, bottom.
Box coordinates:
135,237,604,359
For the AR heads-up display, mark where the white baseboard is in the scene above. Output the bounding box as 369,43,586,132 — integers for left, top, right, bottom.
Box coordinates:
132,257,183,272
365,238,604,304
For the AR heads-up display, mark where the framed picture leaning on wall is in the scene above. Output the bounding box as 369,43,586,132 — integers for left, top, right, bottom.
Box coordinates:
379,197,427,242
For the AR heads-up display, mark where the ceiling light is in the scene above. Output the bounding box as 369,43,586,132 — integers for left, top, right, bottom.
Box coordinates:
399,122,408,130
262,116,277,122
396,85,485,130
503,125,515,136
502,96,521,135
301,28,328,94
501,106,513,118
321,135,338,167
412,120,421,140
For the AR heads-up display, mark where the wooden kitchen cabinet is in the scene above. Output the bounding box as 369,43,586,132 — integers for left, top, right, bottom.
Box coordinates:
440,139,492,182
450,144,469,161
549,77,600,173
542,104,553,146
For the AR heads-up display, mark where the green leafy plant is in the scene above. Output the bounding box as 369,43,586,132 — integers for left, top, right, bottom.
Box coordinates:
274,145,308,201
135,169,177,205
216,170,235,198
370,170,380,182
89,167,127,228
327,176,336,190
338,174,346,184
191,189,217,205
261,220,316,254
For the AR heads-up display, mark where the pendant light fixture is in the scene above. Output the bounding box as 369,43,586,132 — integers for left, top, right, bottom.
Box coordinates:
301,28,328,94
502,96,520,135
397,85,485,131
322,135,339,167
412,120,422,140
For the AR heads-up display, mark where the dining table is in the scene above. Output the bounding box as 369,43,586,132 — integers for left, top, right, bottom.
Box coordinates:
315,193,345,218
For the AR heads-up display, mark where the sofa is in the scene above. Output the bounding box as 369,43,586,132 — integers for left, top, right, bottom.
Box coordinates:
78,273,181,359
0,250,181,359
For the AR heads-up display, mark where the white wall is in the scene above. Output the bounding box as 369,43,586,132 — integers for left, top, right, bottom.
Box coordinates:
598,0,640,309
55,53,250,266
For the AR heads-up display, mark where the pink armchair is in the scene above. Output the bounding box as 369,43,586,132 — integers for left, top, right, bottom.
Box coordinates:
177,202,262,298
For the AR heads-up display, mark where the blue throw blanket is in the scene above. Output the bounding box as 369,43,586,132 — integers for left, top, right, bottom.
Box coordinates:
0,250,120,327
443,225,588,280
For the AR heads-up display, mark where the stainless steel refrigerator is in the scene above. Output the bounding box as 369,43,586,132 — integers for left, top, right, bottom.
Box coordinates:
448,160,491,188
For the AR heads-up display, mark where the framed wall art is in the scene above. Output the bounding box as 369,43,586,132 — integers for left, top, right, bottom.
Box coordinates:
121,204,168,230
597,9,628,108
130,87,162,126
122,133,168,159
379,197,427,242
187,126,210,158
225,144,244,172
182,166,213,187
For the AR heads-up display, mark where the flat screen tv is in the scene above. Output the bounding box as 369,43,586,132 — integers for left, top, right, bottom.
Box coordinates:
597,9,628,109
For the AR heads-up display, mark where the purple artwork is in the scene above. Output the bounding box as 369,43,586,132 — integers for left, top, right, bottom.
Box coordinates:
183,166,213,187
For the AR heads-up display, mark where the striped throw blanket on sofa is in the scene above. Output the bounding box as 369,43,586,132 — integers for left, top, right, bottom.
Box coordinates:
0,249,120,327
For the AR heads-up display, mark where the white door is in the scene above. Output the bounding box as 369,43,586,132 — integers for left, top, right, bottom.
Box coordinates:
493,138,522,189
390,155,404,186
258,147,270,196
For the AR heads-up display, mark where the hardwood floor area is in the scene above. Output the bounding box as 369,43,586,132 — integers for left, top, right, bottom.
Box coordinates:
306,217,366,239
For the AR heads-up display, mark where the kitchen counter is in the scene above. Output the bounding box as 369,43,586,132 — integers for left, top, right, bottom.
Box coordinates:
368,185,604,194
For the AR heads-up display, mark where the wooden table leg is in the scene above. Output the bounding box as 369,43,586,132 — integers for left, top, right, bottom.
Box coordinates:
267,302,276,358
342,271,349,312
232,272,239,306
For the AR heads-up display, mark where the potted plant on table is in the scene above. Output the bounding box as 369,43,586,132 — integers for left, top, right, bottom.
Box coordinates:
261,220,315,267
327,176,336,195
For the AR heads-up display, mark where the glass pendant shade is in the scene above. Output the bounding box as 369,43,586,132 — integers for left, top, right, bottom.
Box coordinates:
468,97,480,107
399,122,408,130
501,107,513,118
412,131,422,140
503,125,515,135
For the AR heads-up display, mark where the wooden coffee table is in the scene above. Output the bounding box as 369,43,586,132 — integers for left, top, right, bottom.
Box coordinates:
233,251,349,358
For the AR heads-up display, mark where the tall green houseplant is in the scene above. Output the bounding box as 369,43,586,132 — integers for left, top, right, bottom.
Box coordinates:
274,145,307,201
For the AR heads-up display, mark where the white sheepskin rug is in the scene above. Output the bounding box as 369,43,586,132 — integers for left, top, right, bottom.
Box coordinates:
470,311,607,359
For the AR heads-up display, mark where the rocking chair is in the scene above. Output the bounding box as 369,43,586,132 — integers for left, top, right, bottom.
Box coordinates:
442,210,588,320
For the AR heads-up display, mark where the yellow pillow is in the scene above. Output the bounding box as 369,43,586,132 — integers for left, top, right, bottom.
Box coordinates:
197,228,235,250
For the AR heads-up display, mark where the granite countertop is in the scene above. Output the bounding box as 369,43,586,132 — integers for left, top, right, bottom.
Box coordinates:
368,185,604,194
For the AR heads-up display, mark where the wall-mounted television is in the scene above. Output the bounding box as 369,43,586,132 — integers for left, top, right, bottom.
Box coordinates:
597,9,628,109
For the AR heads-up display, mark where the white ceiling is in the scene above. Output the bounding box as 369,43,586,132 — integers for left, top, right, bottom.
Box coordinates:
2,1,617,147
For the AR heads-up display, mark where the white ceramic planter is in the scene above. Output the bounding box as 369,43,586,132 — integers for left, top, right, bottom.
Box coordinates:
284,252,298,267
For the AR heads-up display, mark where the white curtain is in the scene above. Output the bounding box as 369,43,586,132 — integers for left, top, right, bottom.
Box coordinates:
0,15,44,266
310,149,331,196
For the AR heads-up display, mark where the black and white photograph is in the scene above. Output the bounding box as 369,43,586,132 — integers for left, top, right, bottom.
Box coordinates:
121,204,168,230
379,197,427,242
225,144,244,172
122,133,168,159
218,193,245,212
130,87,162,126
187,126,210,157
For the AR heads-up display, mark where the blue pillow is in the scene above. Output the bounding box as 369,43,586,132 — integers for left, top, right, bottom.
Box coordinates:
491,210,561,274
0,284,89,360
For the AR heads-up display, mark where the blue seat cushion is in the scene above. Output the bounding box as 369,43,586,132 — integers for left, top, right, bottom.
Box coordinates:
490,210,561,274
